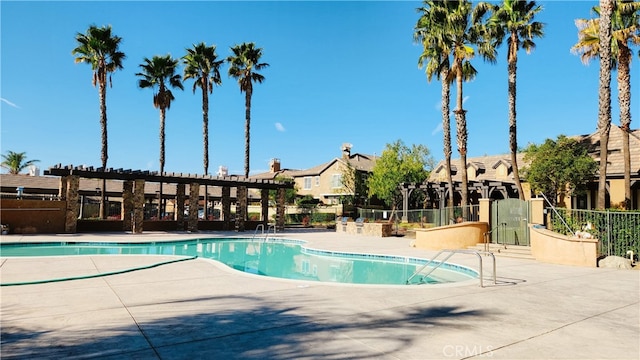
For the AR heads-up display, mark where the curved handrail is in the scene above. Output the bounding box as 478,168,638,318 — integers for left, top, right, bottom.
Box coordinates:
407,249,496,288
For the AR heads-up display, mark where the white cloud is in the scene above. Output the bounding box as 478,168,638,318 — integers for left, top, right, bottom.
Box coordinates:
1,98,20,108
431,123,443,135
275,122,285,132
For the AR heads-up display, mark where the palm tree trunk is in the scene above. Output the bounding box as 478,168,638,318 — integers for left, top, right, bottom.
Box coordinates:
202,79,209,219
508,35,525,200
597,0,613,210
441,70,454,219
158,108,166,219
454,66,469,218
244,89,252,178
618,44,632,210
99,80,108,219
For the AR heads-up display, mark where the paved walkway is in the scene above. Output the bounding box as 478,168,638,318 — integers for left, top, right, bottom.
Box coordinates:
1,229,638,359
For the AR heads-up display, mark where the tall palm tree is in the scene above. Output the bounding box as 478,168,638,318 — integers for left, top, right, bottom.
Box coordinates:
72,25,125,219
415,1,455,211
487,0,545,200
136,55,184,218
572,0,639,209
182,42,224,176
227,42,269,178
1,151,39,175
440,0,496,216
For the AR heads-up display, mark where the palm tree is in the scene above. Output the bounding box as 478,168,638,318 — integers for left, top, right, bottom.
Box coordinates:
1,151,39,175
572,0,639,209
487,0,545,200
597,0,614,210
136,54,184,218
440,1,496,216
227,42,269,178
182,42,224,176
72,25,125,219
415,1,455,211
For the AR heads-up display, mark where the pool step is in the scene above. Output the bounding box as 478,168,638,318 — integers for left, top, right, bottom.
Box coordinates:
468,244,535,260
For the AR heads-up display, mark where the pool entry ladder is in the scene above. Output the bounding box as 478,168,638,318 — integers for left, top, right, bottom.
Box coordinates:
406,249,496,287
252,224,277,242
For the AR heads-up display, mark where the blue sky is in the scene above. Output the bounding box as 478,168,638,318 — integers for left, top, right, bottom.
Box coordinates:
1,1,638,176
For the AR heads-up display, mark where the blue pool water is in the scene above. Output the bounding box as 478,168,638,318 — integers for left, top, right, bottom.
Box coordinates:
0,238,477,285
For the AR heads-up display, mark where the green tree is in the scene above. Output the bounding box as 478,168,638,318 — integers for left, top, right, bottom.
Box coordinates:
487,0,545,200
72,24,125,219
339,160,369,206
1,151,39,175
270,175,298,205
227,42,269,178
572,0,640,209
522,135,598,207
182,42,224,176
415,0,455,211
367,140,433,220
136,54,184,218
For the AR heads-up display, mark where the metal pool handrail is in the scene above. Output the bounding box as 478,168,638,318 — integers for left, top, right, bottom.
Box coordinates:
406,249,496,288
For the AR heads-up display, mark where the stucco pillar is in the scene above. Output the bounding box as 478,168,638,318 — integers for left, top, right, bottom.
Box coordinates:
175,183,186,230
529,198,545,225
188,182,199,232
122,180,134,231
132,179,145,234
236,186,247,232
64,175,80,233
261,189,270,225
221,186,231,230
58,177,67,201
276,188,286,231
478,198,491,224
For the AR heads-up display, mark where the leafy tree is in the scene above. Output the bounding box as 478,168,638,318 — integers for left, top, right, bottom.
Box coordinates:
136,54,184,218
227,42,269,178
487,0,545,200
72,24,125,219
339,160,369,206
522,135,598,207
182,42,224,176
572,0,640,209
367,140,433,220
1,151,39,175
269,175,298,205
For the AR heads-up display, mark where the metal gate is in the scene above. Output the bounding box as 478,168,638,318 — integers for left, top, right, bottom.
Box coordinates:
491,199,530,246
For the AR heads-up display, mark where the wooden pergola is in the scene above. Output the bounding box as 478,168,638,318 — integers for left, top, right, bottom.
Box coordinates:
44,165,294,234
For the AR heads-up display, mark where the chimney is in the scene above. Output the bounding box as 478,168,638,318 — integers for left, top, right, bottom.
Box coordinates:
217,166,228,177
270,158,281,173
341,143,352,159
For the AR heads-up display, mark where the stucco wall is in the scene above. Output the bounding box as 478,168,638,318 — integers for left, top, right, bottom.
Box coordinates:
0,199,65,234
413,222,489,251
529,225,598,267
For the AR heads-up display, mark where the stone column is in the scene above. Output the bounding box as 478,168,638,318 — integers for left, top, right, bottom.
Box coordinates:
122,180,134,231
236,186,247,232
221,186,231,230
261,189,270,225
59,177,68,201
175,183,186,230
276,188,286,231
132,179,145,234
188,183,199,232
64,175,80,233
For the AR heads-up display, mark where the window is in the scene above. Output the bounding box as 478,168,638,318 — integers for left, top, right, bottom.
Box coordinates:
304,177,312,190
315,176,320,187
331,174,342,189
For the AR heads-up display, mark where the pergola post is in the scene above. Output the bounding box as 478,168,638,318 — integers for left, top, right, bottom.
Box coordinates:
188,183,199,232
175,183,186,230
221,186,231,230
236,186,247,232
122,180,134,231
64,175,80,233
132,179,145,234
276,188,286,231
261,188,270,226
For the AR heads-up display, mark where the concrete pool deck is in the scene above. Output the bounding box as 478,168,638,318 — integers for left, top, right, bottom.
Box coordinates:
1,229,638,359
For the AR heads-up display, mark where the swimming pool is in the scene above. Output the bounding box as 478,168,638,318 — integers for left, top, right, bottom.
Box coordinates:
0,238,477,286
